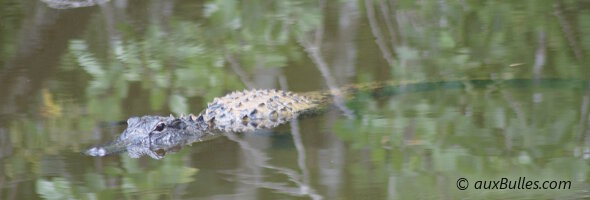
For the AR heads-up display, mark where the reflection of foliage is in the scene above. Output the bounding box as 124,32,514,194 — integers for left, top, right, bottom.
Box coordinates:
64,0,322,117
37,178,77,200
7,105,95,155
0,0,22,62
367,0,589,79
36,153,198,200
40,89,63,118
202,0,319,68
334,86,589,199
2,0,590,199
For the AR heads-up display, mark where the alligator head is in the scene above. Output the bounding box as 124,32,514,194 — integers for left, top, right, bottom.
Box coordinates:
84,114,217,159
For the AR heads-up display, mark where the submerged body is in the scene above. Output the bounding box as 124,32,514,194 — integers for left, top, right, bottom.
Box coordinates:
85,78,589,159
86,89,328,159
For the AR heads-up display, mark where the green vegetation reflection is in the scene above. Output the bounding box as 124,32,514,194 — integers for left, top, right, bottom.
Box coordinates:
0,0,589,199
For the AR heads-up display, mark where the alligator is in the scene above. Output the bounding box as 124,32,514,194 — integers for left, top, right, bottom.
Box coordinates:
84,78,589,159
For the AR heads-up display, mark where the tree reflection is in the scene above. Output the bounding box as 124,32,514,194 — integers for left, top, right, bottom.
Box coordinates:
0,0,589,199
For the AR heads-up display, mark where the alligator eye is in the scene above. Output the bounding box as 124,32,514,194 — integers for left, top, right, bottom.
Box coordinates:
154,123,166,132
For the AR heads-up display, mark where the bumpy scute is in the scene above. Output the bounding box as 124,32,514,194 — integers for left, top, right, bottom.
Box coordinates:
199,89,314,132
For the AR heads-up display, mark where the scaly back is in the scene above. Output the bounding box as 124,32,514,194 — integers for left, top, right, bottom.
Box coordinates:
198,89,324,132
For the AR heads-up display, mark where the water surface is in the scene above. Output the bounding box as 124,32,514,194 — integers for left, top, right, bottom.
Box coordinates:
1,0,590,199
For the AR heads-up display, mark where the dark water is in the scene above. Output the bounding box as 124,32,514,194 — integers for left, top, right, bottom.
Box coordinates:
1,0,590,199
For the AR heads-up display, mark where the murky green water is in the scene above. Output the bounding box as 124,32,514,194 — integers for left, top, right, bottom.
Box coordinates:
1,0,590,199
